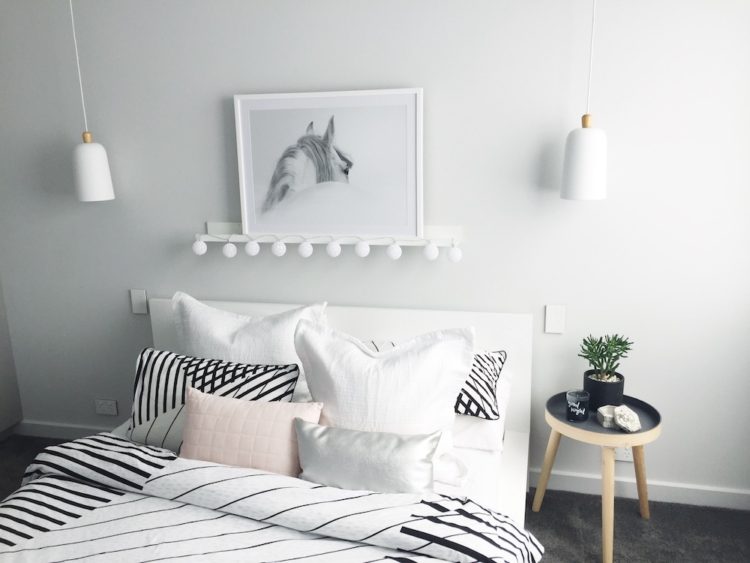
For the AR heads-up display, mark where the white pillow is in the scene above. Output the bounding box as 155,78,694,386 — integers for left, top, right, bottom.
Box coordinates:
364,341,513,451
294,320,474,448
172,292,326,401
294,418,440,493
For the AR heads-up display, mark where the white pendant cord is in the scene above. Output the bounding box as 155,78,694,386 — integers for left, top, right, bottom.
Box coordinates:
68,0,89,132
585,0,597,114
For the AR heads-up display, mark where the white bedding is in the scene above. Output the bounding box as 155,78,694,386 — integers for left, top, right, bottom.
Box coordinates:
111,420,500,510
0,434,543,562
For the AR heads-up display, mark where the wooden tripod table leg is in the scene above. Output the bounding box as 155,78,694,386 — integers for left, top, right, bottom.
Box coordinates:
633,445,650,519
532,429,561,512
601,446,615,563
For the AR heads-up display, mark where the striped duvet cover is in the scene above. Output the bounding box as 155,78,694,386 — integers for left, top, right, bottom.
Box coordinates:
0,433,543,562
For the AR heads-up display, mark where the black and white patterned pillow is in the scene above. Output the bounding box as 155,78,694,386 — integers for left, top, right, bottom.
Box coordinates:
364,341,508,421
454,351,507,420
127,348,299,452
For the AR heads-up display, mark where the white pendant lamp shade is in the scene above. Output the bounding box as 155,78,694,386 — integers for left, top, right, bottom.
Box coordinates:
74,132,114,202
69,0,114,202
561,114,607,200
561,0,607,201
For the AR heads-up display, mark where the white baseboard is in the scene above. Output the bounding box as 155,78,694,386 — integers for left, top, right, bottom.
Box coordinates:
529,467,750,511
14,419,116,440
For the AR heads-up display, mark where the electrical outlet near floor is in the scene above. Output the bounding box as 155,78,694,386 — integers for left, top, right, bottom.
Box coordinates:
614,446,633,462
94,399,118,416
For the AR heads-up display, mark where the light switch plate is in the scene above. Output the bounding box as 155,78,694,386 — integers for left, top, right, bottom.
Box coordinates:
545,305,566,334
130,289,148,315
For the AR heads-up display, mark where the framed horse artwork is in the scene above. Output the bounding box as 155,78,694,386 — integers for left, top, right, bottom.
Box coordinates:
234,89,423,238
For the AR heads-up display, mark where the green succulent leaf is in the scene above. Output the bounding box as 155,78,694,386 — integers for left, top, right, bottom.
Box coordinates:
578,333,633,378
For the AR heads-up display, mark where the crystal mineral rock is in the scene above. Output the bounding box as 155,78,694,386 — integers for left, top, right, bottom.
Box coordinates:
597,405,617,429
614,405,641,433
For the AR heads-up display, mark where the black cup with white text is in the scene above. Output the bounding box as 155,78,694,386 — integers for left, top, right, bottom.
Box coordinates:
566,390,590,422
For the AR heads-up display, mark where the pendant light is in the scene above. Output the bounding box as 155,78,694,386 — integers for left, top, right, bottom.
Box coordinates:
561,0,606,200
69,0,115,202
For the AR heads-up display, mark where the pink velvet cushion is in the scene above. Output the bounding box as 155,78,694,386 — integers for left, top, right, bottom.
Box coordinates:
181,387,323,476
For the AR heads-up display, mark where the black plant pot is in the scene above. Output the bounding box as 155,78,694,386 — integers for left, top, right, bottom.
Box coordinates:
583,369,624,412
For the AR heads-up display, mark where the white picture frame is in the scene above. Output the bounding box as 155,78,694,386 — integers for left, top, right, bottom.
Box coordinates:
234,88,423,239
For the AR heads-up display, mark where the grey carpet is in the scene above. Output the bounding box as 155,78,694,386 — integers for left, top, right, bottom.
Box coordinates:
525,488,750,563
0,434,63,501
0,435,747,562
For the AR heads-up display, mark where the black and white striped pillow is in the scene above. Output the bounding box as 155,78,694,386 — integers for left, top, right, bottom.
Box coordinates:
365,342,507,421
454,351,507,420
127,348,299,452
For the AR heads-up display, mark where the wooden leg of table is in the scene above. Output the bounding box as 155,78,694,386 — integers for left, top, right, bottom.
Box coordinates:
532,429,561,512
601,446,615,563
633,445,650,519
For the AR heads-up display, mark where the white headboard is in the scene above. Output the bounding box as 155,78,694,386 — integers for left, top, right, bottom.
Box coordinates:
148,298,532,435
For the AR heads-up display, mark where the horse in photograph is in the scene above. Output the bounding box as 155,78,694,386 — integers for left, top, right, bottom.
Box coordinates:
262,116,353,213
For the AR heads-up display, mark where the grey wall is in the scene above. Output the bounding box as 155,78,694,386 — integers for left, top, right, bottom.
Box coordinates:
0,278,22,434
1,0,748,506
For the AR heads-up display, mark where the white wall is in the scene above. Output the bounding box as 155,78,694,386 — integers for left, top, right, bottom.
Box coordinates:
0,278,22,434
0,0,748,507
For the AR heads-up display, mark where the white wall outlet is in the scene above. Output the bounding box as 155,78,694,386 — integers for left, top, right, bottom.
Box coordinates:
94,399,118,416
615,447,633,462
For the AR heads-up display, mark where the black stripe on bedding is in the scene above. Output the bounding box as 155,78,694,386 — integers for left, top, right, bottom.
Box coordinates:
399,526,495,563
0,474,122,547
24,434,176,495
0,513,48,533
132,350,147,427
423,515,520,559
456,508,540,562
13,488,95,511
77,436,174,462
0,504,65,526
39,451,143,489
0,523,31,540
261,492,379,522
8,496,81,518
32,473,125,497
54,445,153,477
26,481,109,503
159,404,184,450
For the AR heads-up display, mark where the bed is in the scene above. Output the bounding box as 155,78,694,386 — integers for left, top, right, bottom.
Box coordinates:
0,298,541,562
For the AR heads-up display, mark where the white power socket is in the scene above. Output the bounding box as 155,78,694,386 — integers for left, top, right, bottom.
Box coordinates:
614,447,633,462
94,399,118,416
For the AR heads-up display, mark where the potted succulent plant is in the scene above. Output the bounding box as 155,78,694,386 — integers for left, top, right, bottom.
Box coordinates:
578,334,633,411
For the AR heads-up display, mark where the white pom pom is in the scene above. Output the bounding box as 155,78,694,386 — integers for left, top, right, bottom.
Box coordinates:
354,241,370,258
298,241,314,258
222,242,237,258
192,239,208,256
423,242,439,261
386,243,402,260
448,245,463,263
271,241,287,257
326,241,342,258
244,240,260,256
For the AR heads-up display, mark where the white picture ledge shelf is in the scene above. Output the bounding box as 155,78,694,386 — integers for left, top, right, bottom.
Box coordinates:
192,222,464,261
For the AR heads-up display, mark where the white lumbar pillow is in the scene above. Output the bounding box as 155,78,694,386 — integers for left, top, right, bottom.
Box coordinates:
294,320,474,448
294,418,441,494
172,292,327,401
